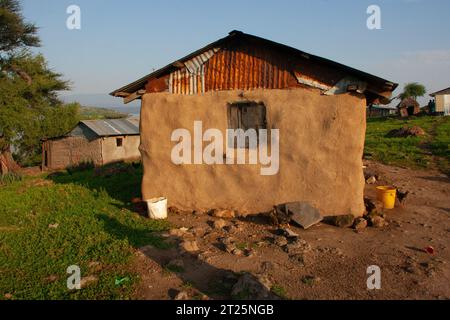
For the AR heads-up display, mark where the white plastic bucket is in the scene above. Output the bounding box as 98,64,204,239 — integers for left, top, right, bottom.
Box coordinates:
146,197,168,219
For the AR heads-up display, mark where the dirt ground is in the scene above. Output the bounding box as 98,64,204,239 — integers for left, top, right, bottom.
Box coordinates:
131,160,450,300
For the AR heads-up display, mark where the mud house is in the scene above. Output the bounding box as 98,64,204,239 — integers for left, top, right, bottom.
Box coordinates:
111,30,397,216
42,118,140,170
397,97,420,117
430,87,450,116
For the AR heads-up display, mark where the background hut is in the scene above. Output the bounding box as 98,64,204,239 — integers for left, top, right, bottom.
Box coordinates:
42,118,140,170
397,97,420,117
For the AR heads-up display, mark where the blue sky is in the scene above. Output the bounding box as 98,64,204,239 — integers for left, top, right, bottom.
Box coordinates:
22,0,450,107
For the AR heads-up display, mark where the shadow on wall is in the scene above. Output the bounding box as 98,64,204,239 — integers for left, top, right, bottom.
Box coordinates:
46,161,145,213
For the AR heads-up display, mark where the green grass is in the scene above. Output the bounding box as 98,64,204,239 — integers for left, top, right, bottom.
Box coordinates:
365,116,450,173
0,163,170,300
0,172,22,186
271,284,288,299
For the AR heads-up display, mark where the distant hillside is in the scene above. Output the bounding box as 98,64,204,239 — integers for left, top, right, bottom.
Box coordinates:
79,106,129,120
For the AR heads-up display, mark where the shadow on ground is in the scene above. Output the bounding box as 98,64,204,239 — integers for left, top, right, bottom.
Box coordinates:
46,161,279,300
96,213,240,299
47,161,145,214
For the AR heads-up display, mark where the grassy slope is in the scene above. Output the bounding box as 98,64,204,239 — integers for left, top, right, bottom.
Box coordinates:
365,116,450,173
1,116,448,300
0,163,169,299
79,106,128,120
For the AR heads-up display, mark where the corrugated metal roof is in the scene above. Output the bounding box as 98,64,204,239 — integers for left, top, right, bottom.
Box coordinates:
110,30,398,99
430,87,450,97
80,118,139,137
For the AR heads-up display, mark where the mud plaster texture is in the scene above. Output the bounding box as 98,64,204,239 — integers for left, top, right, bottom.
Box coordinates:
101,135,141,164
139,88,366,216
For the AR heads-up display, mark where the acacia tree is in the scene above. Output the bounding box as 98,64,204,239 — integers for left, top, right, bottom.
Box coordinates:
399,82,426,101
0,0,78,173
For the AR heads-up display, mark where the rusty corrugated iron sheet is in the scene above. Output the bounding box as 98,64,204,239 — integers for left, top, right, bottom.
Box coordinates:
165,41,298,95
203,42,294,91
110,30,398,104
168,48,218,94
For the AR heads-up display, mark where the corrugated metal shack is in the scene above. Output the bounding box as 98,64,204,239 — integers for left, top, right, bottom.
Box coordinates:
430,87,450,115
42,118,140,170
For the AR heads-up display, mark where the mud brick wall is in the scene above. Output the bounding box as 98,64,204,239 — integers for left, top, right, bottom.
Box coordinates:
101,135,141,164
140,88,366,216
44,136,102,170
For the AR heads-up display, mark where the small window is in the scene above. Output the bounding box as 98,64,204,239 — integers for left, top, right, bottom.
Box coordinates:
116,138,123,147
227,101,267,148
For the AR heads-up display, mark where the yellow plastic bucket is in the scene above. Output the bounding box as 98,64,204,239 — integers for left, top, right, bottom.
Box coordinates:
376,186,397,209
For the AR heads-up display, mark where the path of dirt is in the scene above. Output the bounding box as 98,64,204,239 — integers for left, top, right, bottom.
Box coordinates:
131,161,450,300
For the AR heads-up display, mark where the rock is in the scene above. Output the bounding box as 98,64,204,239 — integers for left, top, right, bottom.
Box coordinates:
325,214,355,228
220,237,237,253
353,217,368,231
231,273,277,300
317,246,343,256
273,236,288,247
167,258,184,269
213,219,227,229
48,223,59,229
366,176,377,184
80,275,98,288
174,291,190,300
285,202,323,229
231,248,243,256
279,227,299,239
244,248,255,257
364,198,384,217
271,205,292,225
370,216,387,228
289,253,306,266
224,225,238,233
169,228,187,237
191,226,207,237
181,240,200,252
197,251,211,262
256,241,266,247
210,209,236,219
283,238,311,254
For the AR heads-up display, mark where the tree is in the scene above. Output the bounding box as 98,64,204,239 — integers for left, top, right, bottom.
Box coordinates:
0,0,40,52
0,0,78,173
399,82,426,101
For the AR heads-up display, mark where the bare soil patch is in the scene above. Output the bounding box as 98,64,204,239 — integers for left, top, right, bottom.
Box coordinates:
131,160,450,300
